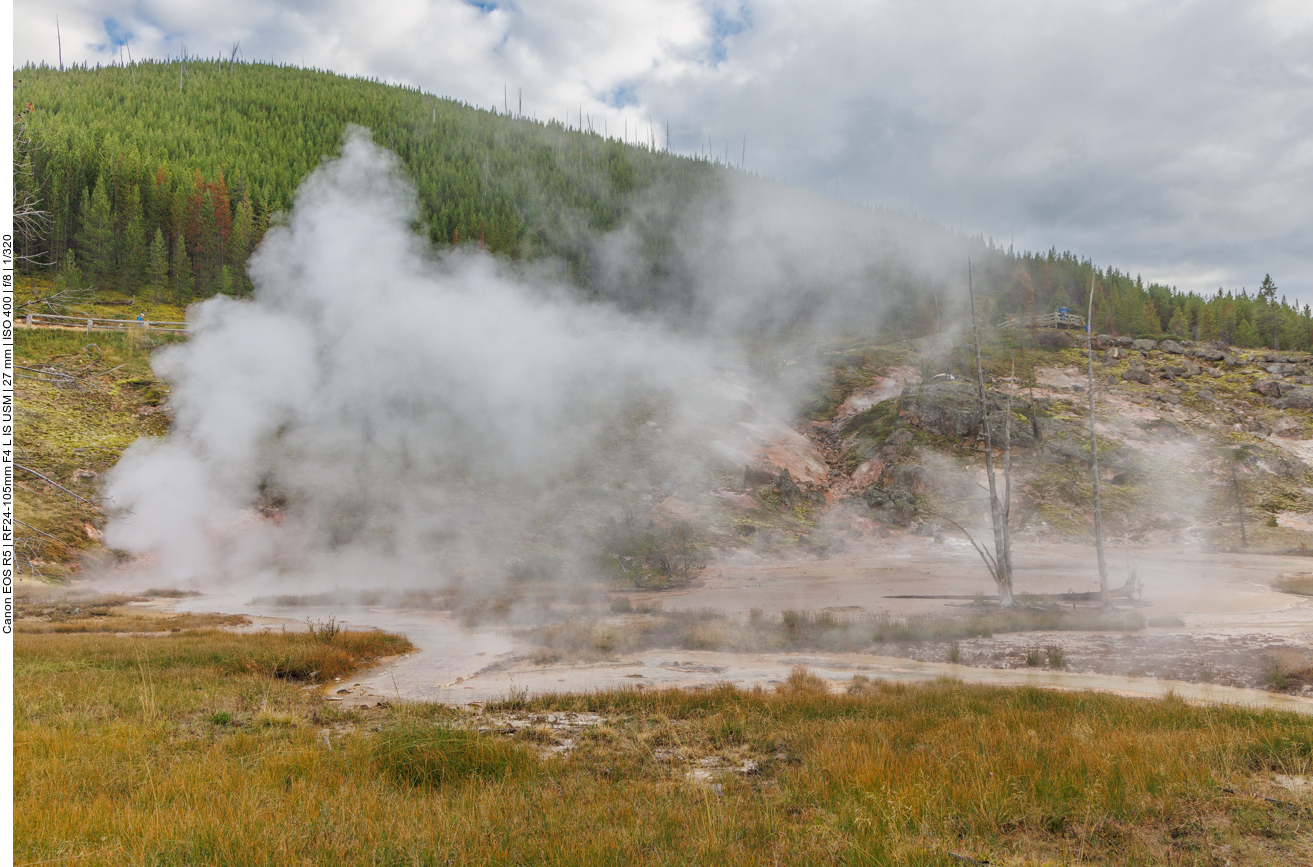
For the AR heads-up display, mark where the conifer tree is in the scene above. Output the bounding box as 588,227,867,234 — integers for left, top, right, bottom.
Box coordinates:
227,198,255,295
121,187,148,292
173,235,194,303
76,180,114,288
148,228,169,302
1167,306,1189,337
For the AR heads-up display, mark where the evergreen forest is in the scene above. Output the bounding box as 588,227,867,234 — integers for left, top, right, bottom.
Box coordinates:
13,59,1313,350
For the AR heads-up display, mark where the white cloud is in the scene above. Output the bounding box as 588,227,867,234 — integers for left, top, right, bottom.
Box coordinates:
16,0,1313,299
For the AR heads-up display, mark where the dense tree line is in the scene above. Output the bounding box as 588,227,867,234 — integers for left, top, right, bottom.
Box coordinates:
15,59,713,301
14,61,1307,350
978,248,1313,351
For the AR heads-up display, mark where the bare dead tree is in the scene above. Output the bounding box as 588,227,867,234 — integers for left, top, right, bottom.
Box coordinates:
1086,274,1110,606
1231,459,1248,548
13,104,52,267
968,259,1015,606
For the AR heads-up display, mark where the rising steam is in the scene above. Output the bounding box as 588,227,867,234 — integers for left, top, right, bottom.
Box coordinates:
104,127,733,588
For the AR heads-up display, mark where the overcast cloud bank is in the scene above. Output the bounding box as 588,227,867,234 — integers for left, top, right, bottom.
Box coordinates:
17,1,1313,298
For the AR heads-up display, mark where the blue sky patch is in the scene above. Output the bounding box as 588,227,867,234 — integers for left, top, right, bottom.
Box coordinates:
707,4,751,65
608,83,640,109
102,18,135,49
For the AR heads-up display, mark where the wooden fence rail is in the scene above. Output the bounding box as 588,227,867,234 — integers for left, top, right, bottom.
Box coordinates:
21,312,188,334
997,310,1086,331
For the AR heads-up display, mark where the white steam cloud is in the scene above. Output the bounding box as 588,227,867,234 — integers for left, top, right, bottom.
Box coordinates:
105,127,731,588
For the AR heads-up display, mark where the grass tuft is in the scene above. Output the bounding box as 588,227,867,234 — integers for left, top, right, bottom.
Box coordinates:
374,724,541,788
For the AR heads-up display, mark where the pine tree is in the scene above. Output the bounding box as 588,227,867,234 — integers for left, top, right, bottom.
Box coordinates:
54,249,84,294
173,235,194,303
1258,274,1279,349
121,188,148,293
76,179,115,289
227,198,255,295
148,228,169,302
1167,306,1189,337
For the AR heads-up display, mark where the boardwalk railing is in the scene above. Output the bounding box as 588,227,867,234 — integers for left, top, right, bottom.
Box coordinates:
21,312,188,334
997,311,1086,331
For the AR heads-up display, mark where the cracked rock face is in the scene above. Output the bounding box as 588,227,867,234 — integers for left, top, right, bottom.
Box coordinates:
897,382,1035,447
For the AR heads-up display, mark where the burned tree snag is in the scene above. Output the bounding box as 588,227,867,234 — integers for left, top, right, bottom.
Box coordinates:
968,259,1015,607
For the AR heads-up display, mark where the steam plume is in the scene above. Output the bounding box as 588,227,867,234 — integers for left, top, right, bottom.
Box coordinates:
105,127,727,588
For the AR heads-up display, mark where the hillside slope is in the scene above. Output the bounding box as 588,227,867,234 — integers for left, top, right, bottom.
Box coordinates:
16,62,1313,348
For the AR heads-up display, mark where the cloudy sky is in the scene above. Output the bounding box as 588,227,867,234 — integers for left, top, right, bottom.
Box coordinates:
14,1,1313,300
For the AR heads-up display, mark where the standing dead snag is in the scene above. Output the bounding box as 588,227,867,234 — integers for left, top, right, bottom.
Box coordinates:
1086,275,1110,607
967,260,1015,607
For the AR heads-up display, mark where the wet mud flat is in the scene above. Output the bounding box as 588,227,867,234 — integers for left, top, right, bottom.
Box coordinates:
137,536,1313,713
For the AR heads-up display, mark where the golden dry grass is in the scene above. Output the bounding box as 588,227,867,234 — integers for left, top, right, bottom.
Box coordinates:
1274,573,1313,597
15,615,1313,866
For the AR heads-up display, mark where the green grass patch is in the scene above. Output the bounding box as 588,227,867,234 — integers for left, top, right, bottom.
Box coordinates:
375,724,541,788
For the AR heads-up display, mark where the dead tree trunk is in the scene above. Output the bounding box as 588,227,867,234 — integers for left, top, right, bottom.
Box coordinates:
968,260,1014,607
1232,461,1248,548
1086,275,1110,607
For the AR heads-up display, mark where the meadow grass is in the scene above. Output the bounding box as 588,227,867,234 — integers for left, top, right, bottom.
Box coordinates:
15,612,1313,866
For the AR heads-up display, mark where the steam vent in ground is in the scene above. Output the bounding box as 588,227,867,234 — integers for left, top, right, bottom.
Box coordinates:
11,58,1313,867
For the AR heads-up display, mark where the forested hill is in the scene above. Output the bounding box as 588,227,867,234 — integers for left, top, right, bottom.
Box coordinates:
13,60,1313,349
14,59,710,297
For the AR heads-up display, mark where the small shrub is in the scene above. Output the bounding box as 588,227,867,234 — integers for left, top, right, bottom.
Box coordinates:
1264,663,1291,693
1025,647,1043,668
208,711,233,726
306,616,342,644
1046,646,1065,670
948,641,962,664
778,666,830,697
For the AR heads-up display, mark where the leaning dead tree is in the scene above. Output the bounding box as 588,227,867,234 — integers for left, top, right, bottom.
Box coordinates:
13,99,52,267
1085,275,1110,607
967,260,1015,607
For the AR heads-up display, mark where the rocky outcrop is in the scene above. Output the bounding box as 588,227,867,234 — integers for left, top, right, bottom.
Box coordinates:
897,382,1036,447
1131,339,1158,352
863,483,916,526
1159,339,1185,354
774,468,805,508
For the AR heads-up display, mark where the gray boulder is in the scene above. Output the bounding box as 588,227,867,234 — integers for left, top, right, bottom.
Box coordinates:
1160,339,1186,354
1131,339,1158,352
1264,363,1298,376
863,484,916,526
1274,388,1313,410
774,469,805,508
1122,367,1152,384
1252,380,1284,398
